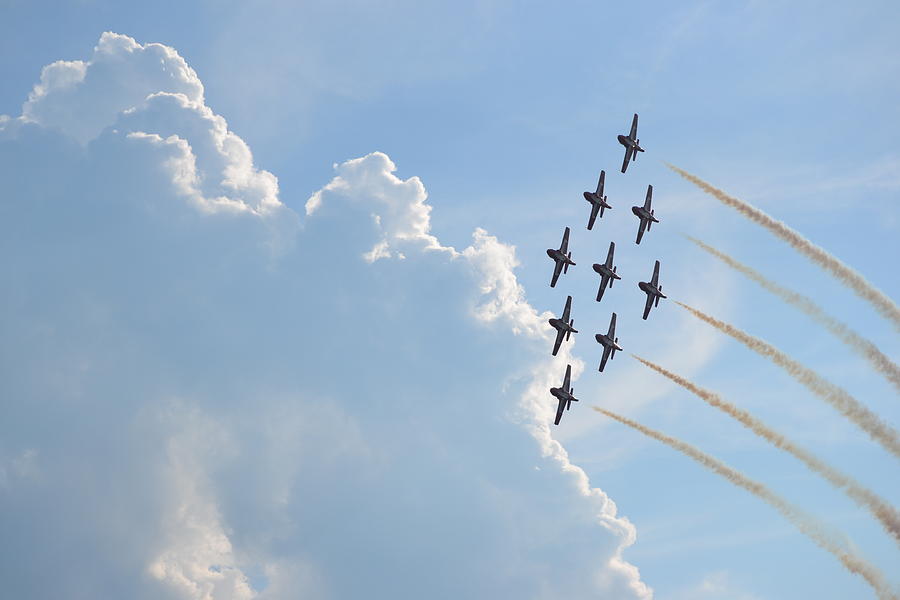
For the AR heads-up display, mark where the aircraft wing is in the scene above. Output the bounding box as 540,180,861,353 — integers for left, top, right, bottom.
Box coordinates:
621,146,632,173
560,227,570,253
563,364,572,390
629,113,638,139
642,292,654,320
635,217,647,244
552,328,565,356
596,274,610,302
651,260,660,287
643,185,653,210
550,259,564,287
596,170,605,195
587,203,600,230
605,241,615,267
608,312,617,337
554,397,566,425
599,345,612,372
562,295,572,321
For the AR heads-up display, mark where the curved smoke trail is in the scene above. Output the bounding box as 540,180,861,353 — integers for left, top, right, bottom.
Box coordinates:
684,235,900,393
592,406,897,600
667,164,900,332
676,301,900,460
632,354,900,548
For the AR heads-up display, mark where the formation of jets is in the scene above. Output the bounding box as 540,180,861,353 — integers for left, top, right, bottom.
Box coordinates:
546,113,667,425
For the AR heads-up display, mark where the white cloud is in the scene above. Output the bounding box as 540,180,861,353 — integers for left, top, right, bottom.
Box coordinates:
22,32,204,144
0,32,653,599
306,151,450,261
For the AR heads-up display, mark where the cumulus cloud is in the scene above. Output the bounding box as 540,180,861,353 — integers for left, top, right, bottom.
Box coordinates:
0,33,652,599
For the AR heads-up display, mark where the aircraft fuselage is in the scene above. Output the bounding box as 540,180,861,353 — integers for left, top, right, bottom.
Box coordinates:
546,248,575,264
583,191,611,209
632,206,658,221
550,387,575,404
594,333,623,352
618,134,643,152
592,263,621,280
548,317,575,333
639,281,663,297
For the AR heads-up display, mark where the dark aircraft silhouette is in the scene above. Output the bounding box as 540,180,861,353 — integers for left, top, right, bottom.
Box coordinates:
631,184,659,245
549,364,578,425
594,313,623,372
549,295,578,356
617,113,644,173
546,226,575,287
592,241,621,302
638,260,667,320
583,170,612,230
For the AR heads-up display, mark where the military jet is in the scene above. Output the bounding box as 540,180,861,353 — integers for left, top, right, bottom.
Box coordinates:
594,312,623,372
549,364,578,426
631,184,659,245
583,170,612,230
546,226,575,287
638,260,667,320
617,113,645,173
592,241,621,302
549,295,578,356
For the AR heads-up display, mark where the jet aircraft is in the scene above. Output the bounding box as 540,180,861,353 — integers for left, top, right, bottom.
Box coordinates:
549,364,578,426
591,241,621,302
617,113,644,173
583,170,612,230
594,312,623,372
631,184,659,245
546,226,575,287
638,260,667,320
549,295,578,356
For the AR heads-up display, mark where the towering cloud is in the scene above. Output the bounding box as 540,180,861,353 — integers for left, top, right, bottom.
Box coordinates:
0,33,651,599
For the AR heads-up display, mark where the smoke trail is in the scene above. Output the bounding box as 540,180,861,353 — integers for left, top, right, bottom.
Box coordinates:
685,235,900,393
632,354,900,547
666,164,900,331
676,301,900,460
592,406,897,600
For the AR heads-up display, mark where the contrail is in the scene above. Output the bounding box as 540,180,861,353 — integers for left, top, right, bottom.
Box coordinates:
676,300,900,460
592,406,897,600
685,235,900,393
666,164,900,331
632,354,900,547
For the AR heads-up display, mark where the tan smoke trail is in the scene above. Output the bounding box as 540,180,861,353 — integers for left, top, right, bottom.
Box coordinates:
666,164,900,332
685,235,900,393
632,354,900,547
676,301,900,460
592,406,897,600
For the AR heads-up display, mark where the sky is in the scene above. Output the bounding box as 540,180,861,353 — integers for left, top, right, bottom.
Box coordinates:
0,2,898,599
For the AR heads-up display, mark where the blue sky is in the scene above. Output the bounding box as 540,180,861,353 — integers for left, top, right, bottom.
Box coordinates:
1,2,898,599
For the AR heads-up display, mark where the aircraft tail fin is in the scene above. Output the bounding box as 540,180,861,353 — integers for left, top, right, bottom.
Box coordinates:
609,269,615,288
633,140,639,161
563,252,572,273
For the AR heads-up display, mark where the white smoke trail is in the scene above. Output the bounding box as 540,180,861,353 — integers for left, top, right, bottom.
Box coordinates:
633,354,900,548
592,406,897,600
684,235,900,394
667,164,900,332
676,301,900,460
